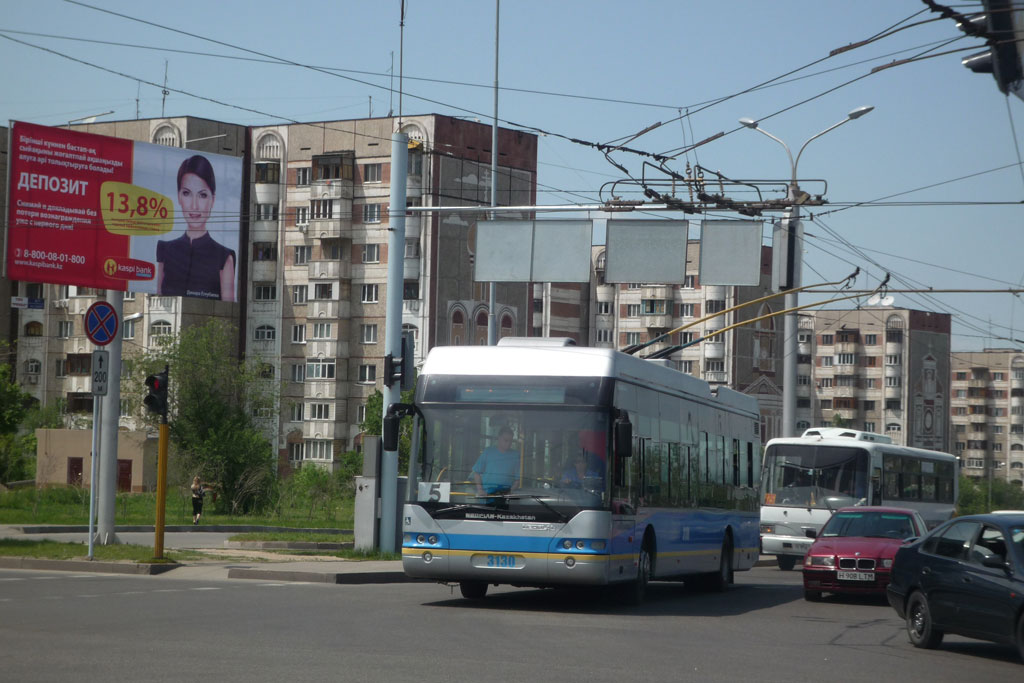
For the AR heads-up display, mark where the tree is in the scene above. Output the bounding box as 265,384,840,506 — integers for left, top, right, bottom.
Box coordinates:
0,362,35,484
361,387,415,475
132,320,280,513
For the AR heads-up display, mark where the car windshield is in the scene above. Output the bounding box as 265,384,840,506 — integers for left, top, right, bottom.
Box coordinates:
820,511,916,539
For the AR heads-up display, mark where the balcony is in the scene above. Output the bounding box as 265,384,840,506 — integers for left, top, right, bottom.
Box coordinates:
835,408,858,421
835,341,858,354
308,260,350,280
302,420,340,440
884,341,902,356
148,297,178,313
644,314,672,330
1011,375,1024,390
251,300,281,315
310,218,344,240
249,339,277,355
884,364,901,378
308,340,338,357
884,385,902,399
304,381,337,400
310,300,349,319
833,385,857,398
796,384,811,398
968,379,988,388
404,257,420,280
642,285,672,300
250,260,278,282
703,341,725,360
310,178,353,201
253,182,280,205
403,299,422,315
704,371,728,384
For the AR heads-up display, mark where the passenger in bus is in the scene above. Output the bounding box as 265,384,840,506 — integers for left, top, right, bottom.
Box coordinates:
471,427,520,497
560,452,603,489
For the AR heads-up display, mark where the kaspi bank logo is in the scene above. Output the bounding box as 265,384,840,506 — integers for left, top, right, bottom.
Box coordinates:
103,259,118,277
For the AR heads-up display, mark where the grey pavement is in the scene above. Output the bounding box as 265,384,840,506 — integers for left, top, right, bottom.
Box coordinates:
1,524,777,583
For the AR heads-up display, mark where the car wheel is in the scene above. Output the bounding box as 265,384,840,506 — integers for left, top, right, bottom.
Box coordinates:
906,591,944,649
1016,611,1024,664
804,590,823,602
459,581,487,600
777,555,797,571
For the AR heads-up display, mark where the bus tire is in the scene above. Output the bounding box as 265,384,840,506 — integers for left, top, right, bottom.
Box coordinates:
708,537,733,592
459,581,488,600
621,539,653,605
776,555,797,571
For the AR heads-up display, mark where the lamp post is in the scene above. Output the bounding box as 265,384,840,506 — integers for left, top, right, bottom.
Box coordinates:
739,106,873,437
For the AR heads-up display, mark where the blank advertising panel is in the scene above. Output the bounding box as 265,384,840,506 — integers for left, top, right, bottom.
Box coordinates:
475,219,592,282
699,220,763,286
605,220,688,283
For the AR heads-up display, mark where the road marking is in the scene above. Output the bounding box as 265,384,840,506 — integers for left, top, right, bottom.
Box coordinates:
190,587,220,591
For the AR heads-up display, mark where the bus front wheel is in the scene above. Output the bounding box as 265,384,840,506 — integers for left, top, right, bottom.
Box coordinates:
777,555,797,571
459,581,488,600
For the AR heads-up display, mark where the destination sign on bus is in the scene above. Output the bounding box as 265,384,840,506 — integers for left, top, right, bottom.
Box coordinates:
456,386,566,403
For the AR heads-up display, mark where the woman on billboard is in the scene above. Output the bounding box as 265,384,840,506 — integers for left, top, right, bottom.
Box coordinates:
156,155,236,301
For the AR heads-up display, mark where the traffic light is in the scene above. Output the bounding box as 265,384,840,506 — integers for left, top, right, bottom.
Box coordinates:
958,0,1023,98
383,332,415,391
144,369,169,418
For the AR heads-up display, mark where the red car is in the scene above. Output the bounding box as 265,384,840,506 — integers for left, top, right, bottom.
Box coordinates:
802,506,928,601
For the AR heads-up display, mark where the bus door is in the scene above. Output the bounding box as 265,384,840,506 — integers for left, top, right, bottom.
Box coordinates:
610,433,641,582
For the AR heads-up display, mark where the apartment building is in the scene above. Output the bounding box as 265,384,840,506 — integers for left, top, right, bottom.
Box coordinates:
797,308,951,451
8,114,537,473
949,348,1024,487
587,239,785,442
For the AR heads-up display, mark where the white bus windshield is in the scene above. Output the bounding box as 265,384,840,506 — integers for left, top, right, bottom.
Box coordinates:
408,406,609,518
762,444,870,509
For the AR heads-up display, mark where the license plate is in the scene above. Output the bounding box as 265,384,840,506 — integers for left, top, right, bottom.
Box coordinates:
471,553,521,569
837,570,874,582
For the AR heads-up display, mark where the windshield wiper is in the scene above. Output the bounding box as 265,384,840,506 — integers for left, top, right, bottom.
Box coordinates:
498,493,570,523
433,503,503,516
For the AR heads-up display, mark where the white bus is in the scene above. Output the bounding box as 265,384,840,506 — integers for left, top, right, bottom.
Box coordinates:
759,428,959,570
390,339,763,601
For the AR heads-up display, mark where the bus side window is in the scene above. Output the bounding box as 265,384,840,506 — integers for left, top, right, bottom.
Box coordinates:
871,467,882,505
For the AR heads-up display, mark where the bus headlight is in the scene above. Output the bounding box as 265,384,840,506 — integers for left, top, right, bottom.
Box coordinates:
563,539,573,549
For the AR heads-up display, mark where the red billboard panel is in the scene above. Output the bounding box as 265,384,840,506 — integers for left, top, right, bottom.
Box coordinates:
6,121,242,301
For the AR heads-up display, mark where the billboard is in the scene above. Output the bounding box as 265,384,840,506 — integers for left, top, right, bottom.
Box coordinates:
6,121,242,301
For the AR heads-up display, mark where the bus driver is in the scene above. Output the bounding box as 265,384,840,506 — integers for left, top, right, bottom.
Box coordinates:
472,427,520,497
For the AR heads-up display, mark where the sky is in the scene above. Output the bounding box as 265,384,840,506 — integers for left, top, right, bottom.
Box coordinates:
1,0,1022,353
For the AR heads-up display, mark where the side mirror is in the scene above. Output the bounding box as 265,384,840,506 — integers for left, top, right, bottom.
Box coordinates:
614,413,632,459
980,554,1008,571
383,413,400,451
805,529,817,539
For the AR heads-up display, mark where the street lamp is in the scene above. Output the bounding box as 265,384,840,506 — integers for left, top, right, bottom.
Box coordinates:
739,106,874,438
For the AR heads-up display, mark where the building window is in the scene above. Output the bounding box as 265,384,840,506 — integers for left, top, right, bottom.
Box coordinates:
312,322,332,339
683,275,696,289
314,283,333,300
405,239,420,258
291,325,306,343
626,304,640,317
361,284,379,303
289,442,304,461
68,354,91,375
122,319,135,340
822,356,834,367
306,440,332,461
836,353,856,365
291,403,304,422
358,364,376,383
886,399,902,411
309,403,331,420
864,422,876,432
679,360,695,374
255,204,279,221
627,283,642,290
362,244,380,263
885,354,901,365
357,403,367,424
253,242,277,261
311,199,333,219
403,281,420,300
820,399,833,410
821,334,834,345
253,284,277,301
150,320,172,336
306,359,336,379
362,204,382,223
865,334,877,345
798,375,811,385
292,286,308,305
254,324,276,341
123,291,136,301
408,150,423,176
705,299,726,314
294,245,311,265
291,363,305,382
58,320,73,338
706,360,725,373
363,163,382,183
361,324,378,344
597,301,611,315
680,303,695,317
820,377,833,388
296,167,311,186
625,332,641,345
642,300,666,315
55,359,68,377
596,329,612,343
885,376,902,387
322,240,341,260
295,206,309,227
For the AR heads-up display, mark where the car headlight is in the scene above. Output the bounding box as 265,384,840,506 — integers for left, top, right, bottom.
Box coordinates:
806,555,835,567
881,558,893,569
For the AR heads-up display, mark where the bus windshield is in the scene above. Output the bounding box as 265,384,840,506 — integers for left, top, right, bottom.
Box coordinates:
408,405,609,517
762,444,870,509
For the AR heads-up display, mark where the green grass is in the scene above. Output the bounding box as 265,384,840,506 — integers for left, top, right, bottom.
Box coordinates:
0,488,355,529
0,538,203,563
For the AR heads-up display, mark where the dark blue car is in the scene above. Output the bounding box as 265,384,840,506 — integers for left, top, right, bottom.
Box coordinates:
886,512,1024,662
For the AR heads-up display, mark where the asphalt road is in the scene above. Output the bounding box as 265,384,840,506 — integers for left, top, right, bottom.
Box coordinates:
1,566,1019,682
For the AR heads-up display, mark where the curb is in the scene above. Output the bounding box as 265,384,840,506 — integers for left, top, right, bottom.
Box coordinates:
225,541,354,551
0,557,179,575
226,567,414,584
15,525,353,535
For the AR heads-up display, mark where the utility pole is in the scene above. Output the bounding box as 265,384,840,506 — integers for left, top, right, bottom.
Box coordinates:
487,0,500,345
379,131,408,552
